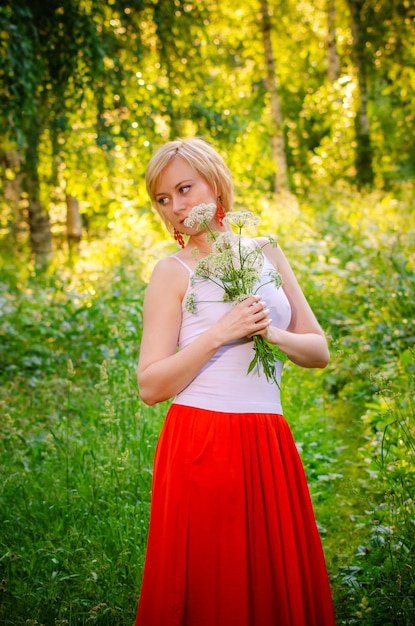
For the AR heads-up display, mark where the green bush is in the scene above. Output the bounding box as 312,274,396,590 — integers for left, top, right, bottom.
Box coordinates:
1,186,414,624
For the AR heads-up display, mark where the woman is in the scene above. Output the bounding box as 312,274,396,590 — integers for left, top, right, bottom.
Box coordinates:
135,137,336,626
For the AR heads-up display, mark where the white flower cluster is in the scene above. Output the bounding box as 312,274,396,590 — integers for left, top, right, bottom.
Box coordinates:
194,249,233,281
184,292,197,314
212,234,263,271
212,232,235,252
269,269,283,289
184,209,282,318
224,211,260,229
183,207,287,382
184,203,217,228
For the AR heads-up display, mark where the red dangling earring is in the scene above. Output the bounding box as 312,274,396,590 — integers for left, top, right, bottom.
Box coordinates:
217,198,225,227
174,228,185,249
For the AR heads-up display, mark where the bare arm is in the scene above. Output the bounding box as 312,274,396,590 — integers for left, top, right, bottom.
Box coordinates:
137,257,271,405
260,239,330,368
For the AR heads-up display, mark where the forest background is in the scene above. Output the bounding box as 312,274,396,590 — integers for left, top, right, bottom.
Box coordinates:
0,0,414,624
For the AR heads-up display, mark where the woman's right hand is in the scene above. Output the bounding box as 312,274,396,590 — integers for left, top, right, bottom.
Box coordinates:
213,295,271,343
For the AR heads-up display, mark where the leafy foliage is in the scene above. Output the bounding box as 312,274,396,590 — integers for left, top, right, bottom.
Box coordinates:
0,212,168,624
1,186,414,624
1,0,415,261
0,2,414,622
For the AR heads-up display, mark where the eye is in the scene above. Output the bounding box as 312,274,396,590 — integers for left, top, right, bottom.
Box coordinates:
179,185,191,194
157,196,169,206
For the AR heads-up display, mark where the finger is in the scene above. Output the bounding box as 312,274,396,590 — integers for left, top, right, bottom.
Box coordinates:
240,295,260,309
247,320,272,338
257,300,269,312
247,314,272,337
253,304,270,319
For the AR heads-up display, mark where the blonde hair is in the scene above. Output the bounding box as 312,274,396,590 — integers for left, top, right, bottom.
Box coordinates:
145,137,234,232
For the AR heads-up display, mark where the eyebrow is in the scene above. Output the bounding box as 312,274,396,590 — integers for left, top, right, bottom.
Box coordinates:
155,179,194,199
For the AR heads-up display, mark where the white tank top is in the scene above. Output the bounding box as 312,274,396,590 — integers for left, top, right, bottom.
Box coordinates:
173,248,292,414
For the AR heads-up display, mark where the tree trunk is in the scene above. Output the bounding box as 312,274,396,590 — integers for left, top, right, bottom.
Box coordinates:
327,0,340,82
26,176,53,266
24,120,52,266
347,0,374,186
66,194,82,255
0,149,24,240
259,0,290,193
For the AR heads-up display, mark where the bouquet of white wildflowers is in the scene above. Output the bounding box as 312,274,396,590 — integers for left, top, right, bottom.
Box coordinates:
183,203,287,387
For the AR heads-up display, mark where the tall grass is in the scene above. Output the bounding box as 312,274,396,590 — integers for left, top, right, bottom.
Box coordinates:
1,186,414,624
1,369,168,624
0,216,169,624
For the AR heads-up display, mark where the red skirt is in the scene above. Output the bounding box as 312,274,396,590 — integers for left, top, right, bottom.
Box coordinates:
135,404,336,626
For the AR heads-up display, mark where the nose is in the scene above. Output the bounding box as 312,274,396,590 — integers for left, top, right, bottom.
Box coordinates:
171,194,187,215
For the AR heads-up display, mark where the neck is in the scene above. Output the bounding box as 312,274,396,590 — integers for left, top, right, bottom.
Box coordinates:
186,235,213,255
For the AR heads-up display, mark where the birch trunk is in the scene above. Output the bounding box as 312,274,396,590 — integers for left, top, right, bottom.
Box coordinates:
327,0,341,82
0,149,24,240
347,0,374,185
66,194,82,255
259,0,290,193
26,176,52,266
25,121,52,265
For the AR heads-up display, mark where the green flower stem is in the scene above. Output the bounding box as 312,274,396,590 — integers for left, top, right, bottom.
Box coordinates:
248,336,288,389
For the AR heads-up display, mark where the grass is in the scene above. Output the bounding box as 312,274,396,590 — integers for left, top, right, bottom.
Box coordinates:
1,185,414,624
0,358,168,625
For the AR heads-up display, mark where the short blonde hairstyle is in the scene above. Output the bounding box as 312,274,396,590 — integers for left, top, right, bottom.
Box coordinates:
145,137,234,232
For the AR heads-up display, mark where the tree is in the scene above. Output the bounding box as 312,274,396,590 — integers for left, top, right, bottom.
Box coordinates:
1,0,412,261
360,0,415,184
259,0,290,193
347,0,374,186
0,0,148,264
327,0,341,82
0,0,219,263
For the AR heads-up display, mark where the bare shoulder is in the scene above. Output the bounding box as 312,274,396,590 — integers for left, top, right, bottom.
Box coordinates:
147,255,190,299
141,255,188,350
255,236,286,268
256,236,301,287
151,255,187,278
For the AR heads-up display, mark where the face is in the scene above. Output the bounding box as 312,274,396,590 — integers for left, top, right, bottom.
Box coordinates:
154,157,217,234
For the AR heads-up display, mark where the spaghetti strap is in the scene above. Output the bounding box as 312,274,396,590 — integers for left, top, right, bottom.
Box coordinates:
171,255,193,273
